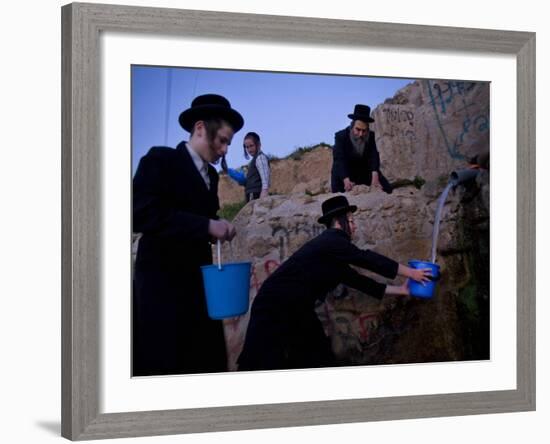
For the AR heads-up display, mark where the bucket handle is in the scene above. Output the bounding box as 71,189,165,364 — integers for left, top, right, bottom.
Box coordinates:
217,240,222,270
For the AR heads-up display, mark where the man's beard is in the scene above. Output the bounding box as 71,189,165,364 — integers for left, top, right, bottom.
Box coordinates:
350,132,367,156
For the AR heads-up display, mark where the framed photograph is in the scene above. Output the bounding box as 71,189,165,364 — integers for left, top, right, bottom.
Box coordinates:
62,2,535,440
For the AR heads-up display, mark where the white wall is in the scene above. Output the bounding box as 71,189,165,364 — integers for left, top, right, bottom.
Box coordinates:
0,1,546,443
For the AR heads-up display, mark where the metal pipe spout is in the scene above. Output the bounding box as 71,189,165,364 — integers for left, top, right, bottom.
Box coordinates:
450,169,479,186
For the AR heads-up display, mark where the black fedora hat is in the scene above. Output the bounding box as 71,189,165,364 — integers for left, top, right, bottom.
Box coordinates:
318,195,357,225
347,104,375,123
179,94,244,133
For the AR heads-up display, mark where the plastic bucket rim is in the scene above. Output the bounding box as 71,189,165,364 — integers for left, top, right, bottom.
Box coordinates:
201,261,252,270
408,260,440,274
408,259,440,268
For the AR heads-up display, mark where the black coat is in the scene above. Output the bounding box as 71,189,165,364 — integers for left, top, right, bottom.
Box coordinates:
237,229,398,371
132,142,227,376
331,127,392,193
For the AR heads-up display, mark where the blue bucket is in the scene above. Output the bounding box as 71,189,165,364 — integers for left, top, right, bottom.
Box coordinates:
201,261,252,320
408,260,440,299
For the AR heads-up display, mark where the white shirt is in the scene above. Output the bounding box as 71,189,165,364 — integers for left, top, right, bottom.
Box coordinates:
255,151,271,190
186,143,210,189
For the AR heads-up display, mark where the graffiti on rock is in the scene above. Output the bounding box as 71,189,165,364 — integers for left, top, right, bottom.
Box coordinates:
380,107,417,144
426,80,489,160
271,223,324,260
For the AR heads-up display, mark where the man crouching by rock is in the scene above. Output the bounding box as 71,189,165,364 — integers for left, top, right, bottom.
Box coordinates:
331,104,393,194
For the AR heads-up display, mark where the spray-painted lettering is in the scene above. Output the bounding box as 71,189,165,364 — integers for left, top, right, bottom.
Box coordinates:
426,80,489,160
272,223,324,260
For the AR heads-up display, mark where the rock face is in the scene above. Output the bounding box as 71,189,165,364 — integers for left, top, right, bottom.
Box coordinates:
214,79,490,371
218,146,333,206
373,80,489,183
221,176,489,370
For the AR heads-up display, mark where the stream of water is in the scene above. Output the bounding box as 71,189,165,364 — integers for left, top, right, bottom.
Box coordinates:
430,180,456,263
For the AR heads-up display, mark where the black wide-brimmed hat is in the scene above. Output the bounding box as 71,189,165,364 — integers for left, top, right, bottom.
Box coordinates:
347,104,375,123
179,94,244,133
318,195,357,225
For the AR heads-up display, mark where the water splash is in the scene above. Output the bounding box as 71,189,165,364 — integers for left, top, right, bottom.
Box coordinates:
430,179,457,263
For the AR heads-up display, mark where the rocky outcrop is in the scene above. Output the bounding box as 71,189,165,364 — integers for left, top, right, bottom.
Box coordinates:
221,170,490,370
218,146,333,206
373,80,489,183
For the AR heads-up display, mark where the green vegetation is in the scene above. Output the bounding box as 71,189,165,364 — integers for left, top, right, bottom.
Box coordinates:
390,175,426,190
266,153,281,162
437,173,451,187
455,212,490,360
413,176,426,189
288,142,331,161
267,142,331,164
456,275,484,360
458,282,480,319
218,201,247,221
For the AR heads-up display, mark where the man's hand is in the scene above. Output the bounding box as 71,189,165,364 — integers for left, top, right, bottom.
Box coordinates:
208,219,236,242
343,177,355,192
371,171,382,189
260,190,269,199
400,279,411,296
398,264,433,285
409,267,432,284
385,280,411,296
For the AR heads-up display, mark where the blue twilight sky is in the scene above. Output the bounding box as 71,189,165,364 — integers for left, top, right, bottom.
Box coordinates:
132,66,413,174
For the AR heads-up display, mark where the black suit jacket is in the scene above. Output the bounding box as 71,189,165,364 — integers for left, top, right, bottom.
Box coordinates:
132,142,227,376
330,127,382,192
133,142,219,268
238,228,399,370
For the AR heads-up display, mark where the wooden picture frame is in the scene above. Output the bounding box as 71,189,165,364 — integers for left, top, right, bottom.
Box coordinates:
61,2,535,440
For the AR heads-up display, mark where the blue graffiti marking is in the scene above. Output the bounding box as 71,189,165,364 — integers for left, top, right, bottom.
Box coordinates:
427,80,464,159
474,115,489,132
426,80,488,160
